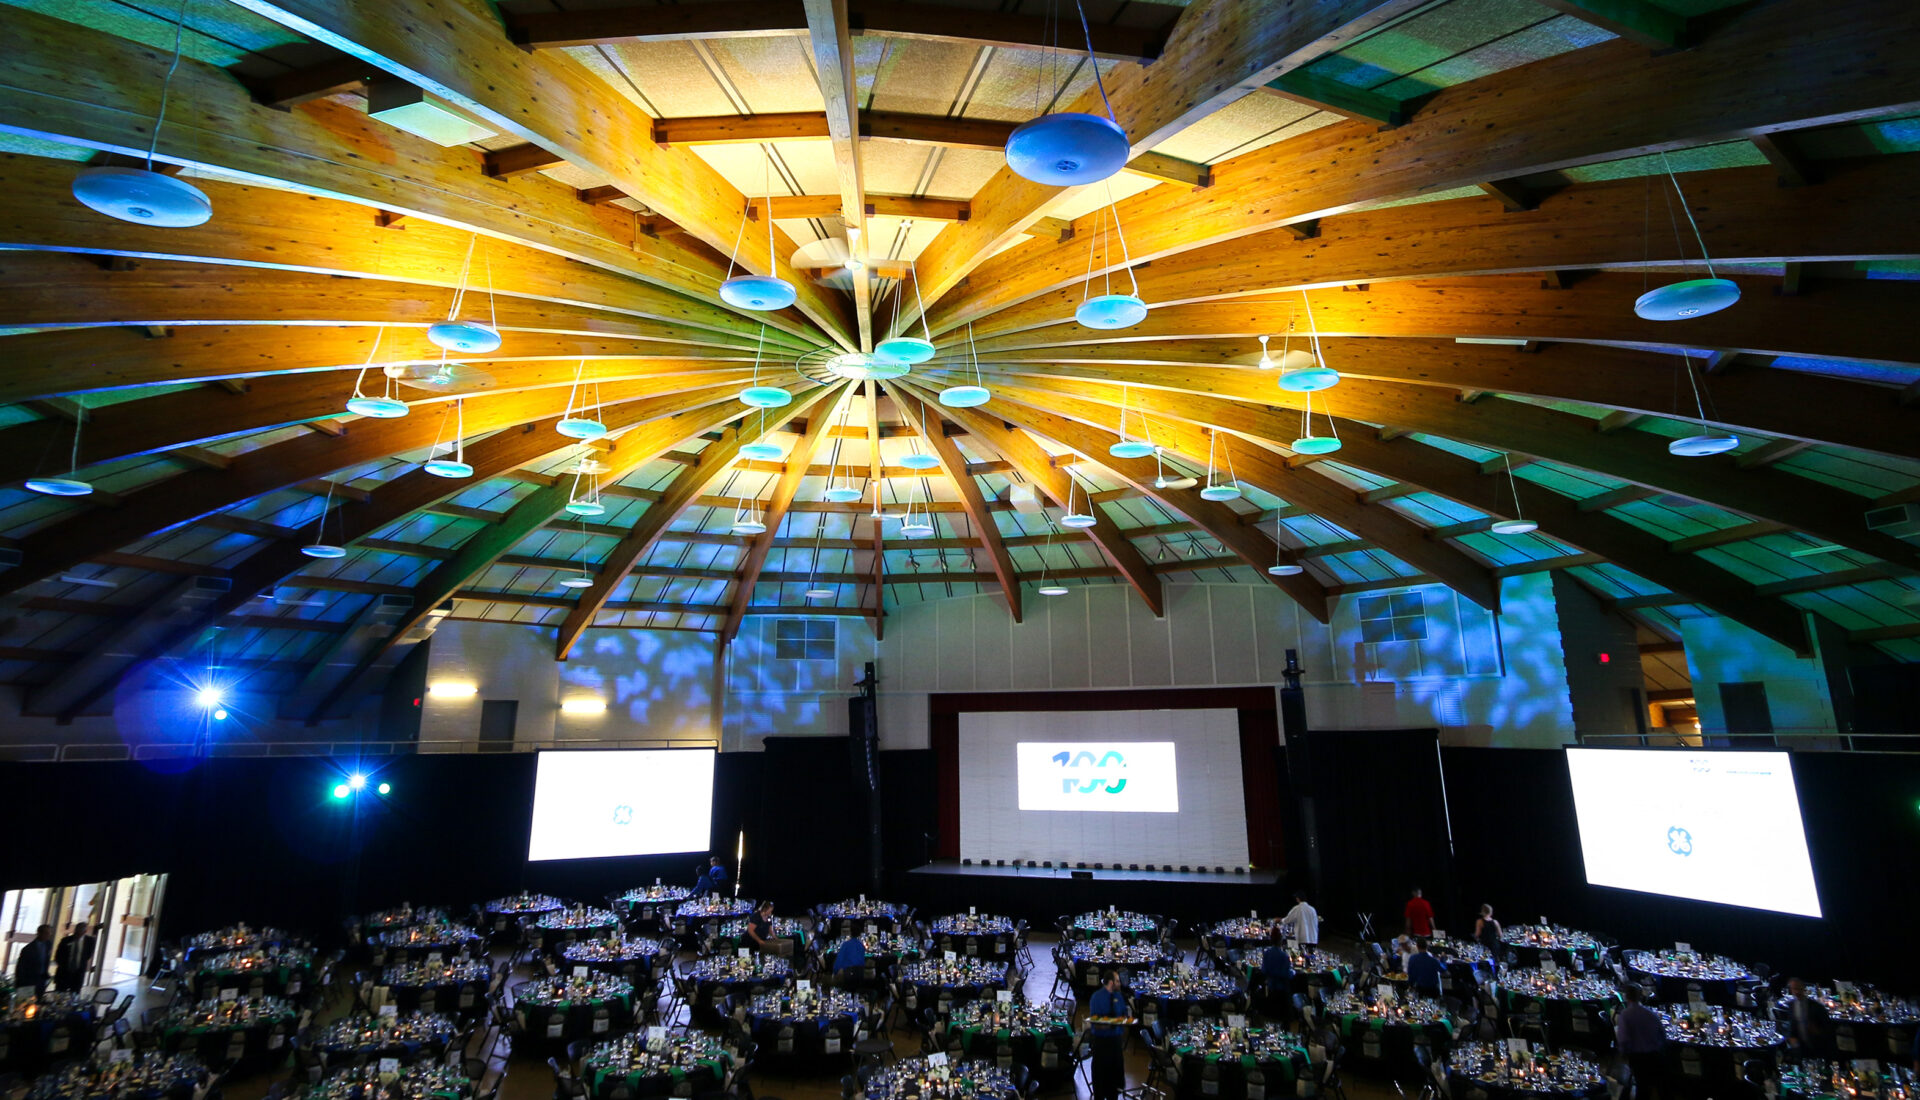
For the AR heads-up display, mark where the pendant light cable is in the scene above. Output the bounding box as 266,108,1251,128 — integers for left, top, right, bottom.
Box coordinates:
147,0,191,169
1660,152,1718,279
1073,0,1117,124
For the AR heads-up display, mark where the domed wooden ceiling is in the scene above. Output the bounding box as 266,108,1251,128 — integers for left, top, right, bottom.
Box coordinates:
1,0,1919,723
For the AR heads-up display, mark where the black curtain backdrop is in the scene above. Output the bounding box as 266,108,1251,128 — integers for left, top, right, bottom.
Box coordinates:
1441,747,1920,987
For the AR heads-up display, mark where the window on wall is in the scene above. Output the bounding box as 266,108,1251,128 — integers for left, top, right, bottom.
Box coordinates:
1358,592,1428,643
774,619,836,661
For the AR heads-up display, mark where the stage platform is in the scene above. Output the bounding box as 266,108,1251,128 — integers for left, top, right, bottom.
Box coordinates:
893,860,1287,927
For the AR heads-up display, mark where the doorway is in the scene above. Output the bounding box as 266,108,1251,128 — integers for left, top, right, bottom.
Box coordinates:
1,872,167,988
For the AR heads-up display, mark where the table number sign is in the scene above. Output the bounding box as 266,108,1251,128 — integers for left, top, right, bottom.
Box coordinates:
1507,1038,1529,1058
929,1052,948,1068
219,987,237,1002
378,1058,400,1083
1380,985,1399,1003
110,1049,133,1064
379,1003,398,1018
1676,942,1692,954
739,948,752,959
797,980,812,993
969,906,977,916
945,950,957,961
1227,1014,1247,1030
574,966,589,978
997,990,1013,1004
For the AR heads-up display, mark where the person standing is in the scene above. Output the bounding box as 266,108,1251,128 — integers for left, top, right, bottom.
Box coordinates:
1406,940,1446,999
14,924,52,995
1404,888,1434,938
1281,893,1320,947
1614,985,1666,1100
1783,978,1830,1059
745,901,792,958
1474,904,1501,973
1089,970,1132,1100
53,920,95,993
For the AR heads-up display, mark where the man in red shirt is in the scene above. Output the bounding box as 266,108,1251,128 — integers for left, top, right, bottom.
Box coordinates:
1403,887,1434,938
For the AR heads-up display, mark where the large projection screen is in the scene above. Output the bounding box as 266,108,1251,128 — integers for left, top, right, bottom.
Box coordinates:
1564,748,1821,917
527,749,715,862
959,709,1248,867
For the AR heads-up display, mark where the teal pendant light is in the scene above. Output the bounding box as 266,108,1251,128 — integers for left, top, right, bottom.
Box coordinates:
422,399,474,478
427,235,503,353
25,408,94,498
1291,389,1342,455
1278,292,1340,393
1108,386,1156,459
1198,431,1242,501
1074,190,1147,331
1668,349,1740,456
939,322,993,408
719,156,797,312
876,255,939,365
1635,153,1741,322
301,480,347,558
738,323,792,409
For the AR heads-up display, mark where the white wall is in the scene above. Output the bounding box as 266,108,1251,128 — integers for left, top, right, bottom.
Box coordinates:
1683,616,1837,735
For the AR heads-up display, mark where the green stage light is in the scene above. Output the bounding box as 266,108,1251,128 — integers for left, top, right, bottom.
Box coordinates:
377,782,391,795
332,783,350,799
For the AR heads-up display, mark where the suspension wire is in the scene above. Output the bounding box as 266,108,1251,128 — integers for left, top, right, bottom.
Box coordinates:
1074,0,1118,123
1661,152,1718,278
147,0,192,168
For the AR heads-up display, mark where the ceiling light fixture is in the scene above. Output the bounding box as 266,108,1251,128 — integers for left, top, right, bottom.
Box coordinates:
898,479,935,538
739,323,793,409
24,406,94,498
875,250,937,365
738,409,785,463
1004,0,1128,186
1489,453,1539,535
422,399,473,478
940,322,992,407
1635,153,1741,321
1074,186,1148,330
1267,531,1304,576
1199,430,1243,501
565,456,606,517
1108,387,1156,459
719,156,798,311
1668,349,1740,456
822,398,865,502
344,326,409,419
556,359,608,440
560,519,597,589
1060,470,1097,528
1278,292,1340,392
300,480,348,558
825,352,908,381
1292,388,1343,456
69,2,211,227
1035,516,1071,595
427,235,503,353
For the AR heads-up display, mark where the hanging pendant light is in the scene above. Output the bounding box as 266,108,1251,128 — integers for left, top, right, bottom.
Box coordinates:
1489,453,1539,534
1668,350,1740,456
345,327,410,418
893,396,941,471
565,462,606,517
1108,386,1156,459
940,322,992,407
1635,154,1741,321
821,399,866,502
898,479,935,537
26,408,96,497
427,235,503,352
876,251,938,365
1279,293,1341,392
557,360,609,440
301,480,347,558
731,490,767,535
1199,431,1242,501
738,324,793,409
1292,389,1343,455
1074,191,1148,330
423,400,474,478
1034,493,1072,595
719,159,798,311
738,410,785,463
559,520,597,588
1059,470,1097,528
825,353,909,381
1004,0,1129,186
1267,529,1303,576
70,4,211,227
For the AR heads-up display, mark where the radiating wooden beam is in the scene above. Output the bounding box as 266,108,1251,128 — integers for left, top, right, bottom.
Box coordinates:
555,385,841,659
721,385,855,642
223,0,856,349
1752,133,1821,187
917,0,1920,334
900,0,1428,326
1122,153,1214,189
865,381,887,638
803,0,871,351
1261,72,1411,127
1534,0,1687,49
885,382,1021,623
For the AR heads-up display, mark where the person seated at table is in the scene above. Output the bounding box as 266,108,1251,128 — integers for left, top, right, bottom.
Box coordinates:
1281,892,1320,946
1390,935,1416,974
745,901,793,958
1405,940,1445,999
832,935,867,978
1404,888,1434,938
1260,924,1295,1000
1615,984,1666,1100
1474,904,1501,972
695,855,728,896
1783,977,1831,1059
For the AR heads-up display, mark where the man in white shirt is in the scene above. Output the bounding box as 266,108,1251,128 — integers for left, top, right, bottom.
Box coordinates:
1281,892,1320,946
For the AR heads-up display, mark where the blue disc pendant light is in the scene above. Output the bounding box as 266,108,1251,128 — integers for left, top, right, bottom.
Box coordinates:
876,256,939,366
940,323,993,408
1005,0,1130,186
1635,153,1741,321
422,399,474,478
738,323,793,409
70,5,212,228
25,408,95,498
345,326,410,419
719,158,798,311
1667,350,1740,456
1198,431,1242,501
427,235,503,353
1074,188,1148,330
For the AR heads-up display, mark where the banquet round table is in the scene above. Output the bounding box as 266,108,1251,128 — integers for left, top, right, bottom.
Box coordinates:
2,994,95,1075
1166,1019,1309,1100
1773,985,1920,1062
897,959,1008,1018
1493,969,1622,1051
1240,947,1350,996
671,897,755,936
299,1062,469,1100
154,995,298,1067
24,1052,206,1100
614,886,693,931
514,974,637,1051
1131,967,1245,1028
1656,1006,1786,1089
1445,1041,1609,1100
378,959,492,1018
741,988,863,1070
1067,940,1181,993
708,916,808,957
182,926,298,968
863,1056,1018,1100
1433,940,1497,990
928,915,1018,960
560,936,661,986
1207,919,1274,950
355,906,451,941
185,947,314,1001
1624,950,1757,1008
949,1000,1075,1083
816,899,911,938
1068,910,1162,943
481,893,563,940
1498,927,1606,972
303,1012,460,1066
1324,990,1458,1067
823,931,924,987
1779,1061,1918,1100
581,1033,733,1100
367,923,484,967
685,955,792,1027
533,907,624,953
